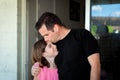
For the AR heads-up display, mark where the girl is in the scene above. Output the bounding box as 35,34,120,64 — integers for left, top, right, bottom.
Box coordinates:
31,39,58,80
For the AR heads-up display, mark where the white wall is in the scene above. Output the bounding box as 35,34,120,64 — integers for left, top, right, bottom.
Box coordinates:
0,0,17,80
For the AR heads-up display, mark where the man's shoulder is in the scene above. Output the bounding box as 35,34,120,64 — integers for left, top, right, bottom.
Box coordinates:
71,28,89,32
71,28,90,35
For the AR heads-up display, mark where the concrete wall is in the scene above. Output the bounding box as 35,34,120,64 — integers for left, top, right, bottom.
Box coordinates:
0,0,17,80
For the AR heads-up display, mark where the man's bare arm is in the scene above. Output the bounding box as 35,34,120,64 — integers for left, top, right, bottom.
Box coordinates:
88,53,101,80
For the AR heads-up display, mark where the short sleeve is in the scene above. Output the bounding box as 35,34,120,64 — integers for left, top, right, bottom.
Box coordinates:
81,29,100,57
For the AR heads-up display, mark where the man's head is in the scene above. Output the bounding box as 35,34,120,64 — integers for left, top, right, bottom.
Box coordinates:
35,12,64,31
35,12,65,43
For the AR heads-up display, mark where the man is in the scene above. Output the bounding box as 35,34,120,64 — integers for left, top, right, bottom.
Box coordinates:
32,12,101,80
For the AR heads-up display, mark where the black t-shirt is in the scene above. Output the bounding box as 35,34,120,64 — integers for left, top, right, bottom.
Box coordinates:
55,29,100,80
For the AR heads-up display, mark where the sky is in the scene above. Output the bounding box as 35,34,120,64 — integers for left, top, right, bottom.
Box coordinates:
92,4,120,17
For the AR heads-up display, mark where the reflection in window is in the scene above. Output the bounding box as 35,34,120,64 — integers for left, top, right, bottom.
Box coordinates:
91,3,120,80
91,4,120,37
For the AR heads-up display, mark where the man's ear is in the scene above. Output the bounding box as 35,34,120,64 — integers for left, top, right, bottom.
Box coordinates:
53,24,59,32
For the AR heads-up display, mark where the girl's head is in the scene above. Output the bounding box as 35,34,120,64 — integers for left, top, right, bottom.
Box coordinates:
31,39,58,67
43,42,58,58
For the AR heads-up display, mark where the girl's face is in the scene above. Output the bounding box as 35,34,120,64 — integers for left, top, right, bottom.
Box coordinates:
43,43,58,57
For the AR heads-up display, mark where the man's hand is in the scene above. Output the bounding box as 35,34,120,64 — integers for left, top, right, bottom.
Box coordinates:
31,65,40,77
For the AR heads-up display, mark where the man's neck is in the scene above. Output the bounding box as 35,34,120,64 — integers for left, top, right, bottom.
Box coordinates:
59,27,71,40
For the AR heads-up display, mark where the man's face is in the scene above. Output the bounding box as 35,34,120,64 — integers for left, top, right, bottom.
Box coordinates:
39,24,58,43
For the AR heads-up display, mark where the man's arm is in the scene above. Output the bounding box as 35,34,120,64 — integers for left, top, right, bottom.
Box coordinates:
31,64,41,76
33,77,38,80
88,53,101,80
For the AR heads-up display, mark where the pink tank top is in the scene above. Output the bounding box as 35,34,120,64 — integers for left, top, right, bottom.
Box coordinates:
33,62,58,80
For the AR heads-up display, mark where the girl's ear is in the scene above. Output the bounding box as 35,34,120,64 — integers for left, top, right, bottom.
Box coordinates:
53,24,59,32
